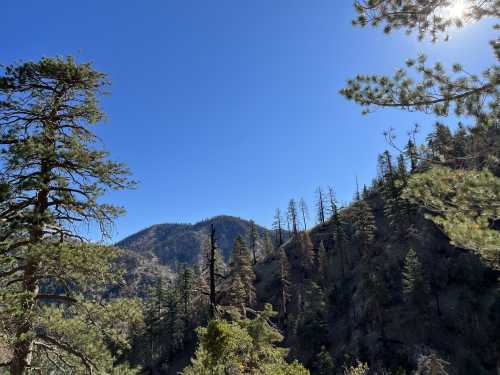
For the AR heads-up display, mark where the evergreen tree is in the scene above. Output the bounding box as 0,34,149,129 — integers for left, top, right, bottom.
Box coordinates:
327,186,338,220
405,167,500,269
272,208,284,246
247,220,259,265
287,199,299,235
379,150,414,239
0,57,139,374
343,2,498,126
351,200,376,258
405,139,418,172
402,248,429,306
178,266,195,327
278,249,291,325
295,280,328,352
228,237,256,310
427,123,454,163
182,305,309,375
332,206,347,278
262,231,274,259
313,346,334,375
299,231,315,275
204,225,224,318
317,241,329,287
361,269,389,337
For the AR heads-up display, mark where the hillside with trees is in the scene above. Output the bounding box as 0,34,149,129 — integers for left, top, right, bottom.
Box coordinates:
117,215,278,269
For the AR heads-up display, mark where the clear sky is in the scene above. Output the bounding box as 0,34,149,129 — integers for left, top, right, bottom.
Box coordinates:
3,1,497,241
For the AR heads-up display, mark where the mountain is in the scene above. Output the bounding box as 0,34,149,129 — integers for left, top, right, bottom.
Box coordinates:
116,215,278,268
254,188,500,373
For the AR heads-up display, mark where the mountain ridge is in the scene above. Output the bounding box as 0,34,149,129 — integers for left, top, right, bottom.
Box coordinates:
116,215,278,269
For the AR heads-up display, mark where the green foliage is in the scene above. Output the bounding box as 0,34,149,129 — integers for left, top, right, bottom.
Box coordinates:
402,249,429,306
247,220,259,264
299,232,315,273
344,0,499,124
350,200,376,257
182,305,309,375
404,167,500,269
352,0,499,41
228,236,256,309
30,299,142,374
343,361,369,375
0,56,136,373
341,52,498,125
313,346,334,375
293,280,328,352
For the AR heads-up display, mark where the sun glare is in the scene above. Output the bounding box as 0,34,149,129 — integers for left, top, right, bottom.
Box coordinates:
445,0,467,19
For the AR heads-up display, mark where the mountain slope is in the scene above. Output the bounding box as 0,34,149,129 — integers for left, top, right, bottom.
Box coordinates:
254,189,499,374
117,215,276,268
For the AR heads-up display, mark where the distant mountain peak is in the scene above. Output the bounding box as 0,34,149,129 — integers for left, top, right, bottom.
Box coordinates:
116,215,273,268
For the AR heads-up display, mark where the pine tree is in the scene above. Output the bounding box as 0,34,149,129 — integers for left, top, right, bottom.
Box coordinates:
404,167,500,269
296,280,328,352
343,3,498,126
182,305,309,375
228,236,256,310
205,224,223,318
361,269,389,337
228,274,247,312
278,249,291,324
0,57,140,374
351,200,376,258
402,248,429,306
341,0,499,271
327,186,338,220
332,206,347,278
299,231,315,275
313,346,334,375
379,150,414,239
288,199,299,235
272,208,284,246
178,266,195,326
247,220,259,265
405,139,418,172
262,231,274,259
317,241,329,287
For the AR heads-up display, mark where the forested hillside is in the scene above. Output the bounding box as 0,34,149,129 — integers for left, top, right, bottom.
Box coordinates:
117,216,276,268
0,1,498,374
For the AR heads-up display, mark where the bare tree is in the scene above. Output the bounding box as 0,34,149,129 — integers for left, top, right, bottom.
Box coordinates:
272,208,284,246
316,187,326,224
298,198,309,231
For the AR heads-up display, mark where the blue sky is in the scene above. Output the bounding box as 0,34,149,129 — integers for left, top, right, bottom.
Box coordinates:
3,1,497,241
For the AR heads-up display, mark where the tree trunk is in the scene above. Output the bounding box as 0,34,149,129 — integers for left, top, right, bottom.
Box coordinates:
209,224,217,319
11,121,54,374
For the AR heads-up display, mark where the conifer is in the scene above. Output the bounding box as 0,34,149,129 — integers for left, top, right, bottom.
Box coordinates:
228,237,256,309
0,57,139,374
402,248,429,306
351,200,376,258
263,231,274,259
247,220,259,265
